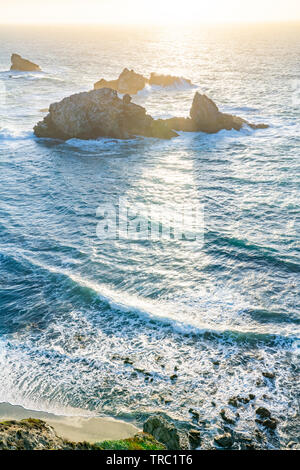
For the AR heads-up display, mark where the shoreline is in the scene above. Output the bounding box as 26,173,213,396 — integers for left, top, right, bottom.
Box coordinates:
0,402,139,444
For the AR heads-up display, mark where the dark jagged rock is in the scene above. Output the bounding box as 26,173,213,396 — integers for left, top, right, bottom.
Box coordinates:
256,418,277,430
262,371,275,379
94,68,147,95
188,429,201,449
10,53,41,72
34,88,178,140
256,407,271,419
162,92,269,134
255,407,277,430
214,432,234,448
143,416,190,450
149,72,193,87
220,408,236,424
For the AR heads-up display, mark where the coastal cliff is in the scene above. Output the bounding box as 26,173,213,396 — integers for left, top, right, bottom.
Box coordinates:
0,419,165,450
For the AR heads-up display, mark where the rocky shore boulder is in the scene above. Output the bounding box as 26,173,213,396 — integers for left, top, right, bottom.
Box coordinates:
34,88,178,140
143,416,190,450
149,72,192,87
162,92,269,134
10,53,41,72
94,68,147,95
0,418,83,450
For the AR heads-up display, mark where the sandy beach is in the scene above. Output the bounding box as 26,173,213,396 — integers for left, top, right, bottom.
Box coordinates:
0,402,139,443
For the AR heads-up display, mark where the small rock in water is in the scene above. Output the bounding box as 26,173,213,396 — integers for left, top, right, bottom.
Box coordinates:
10,53,41,72
188,429,201,449
255,418,277,430
214,433,234,448
149,72,193,88
123,357,133,365
228,397,239,407
189,409,200,421
262,371,275,379
256,407,271,419
220,408,236,425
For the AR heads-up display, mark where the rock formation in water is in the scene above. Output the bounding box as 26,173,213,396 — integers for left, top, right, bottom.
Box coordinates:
34,88,268,141
161,92,269,134
94,68,147,95
94,68,193,94
34,88,178,140
10,53,41,72
148,72,192,88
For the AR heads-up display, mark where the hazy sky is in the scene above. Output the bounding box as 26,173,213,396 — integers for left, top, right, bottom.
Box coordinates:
1,0,300,24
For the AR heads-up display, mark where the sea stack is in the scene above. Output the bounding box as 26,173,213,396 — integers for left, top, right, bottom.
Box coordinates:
10,54,41,72
161,92,269,133
94,69,194,94
33,88,178,140
94,68,147,95
148,73,193,87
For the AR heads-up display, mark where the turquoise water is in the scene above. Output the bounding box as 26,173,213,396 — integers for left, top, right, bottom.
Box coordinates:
0,24,299,448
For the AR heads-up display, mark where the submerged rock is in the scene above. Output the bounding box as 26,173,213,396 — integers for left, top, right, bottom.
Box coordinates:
162,92,269,134
10,53,41,72
143,415,190,450
94,68,147,95
34,88,178,140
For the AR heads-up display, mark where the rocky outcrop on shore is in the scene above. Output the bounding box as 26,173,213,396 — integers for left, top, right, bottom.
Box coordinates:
10,53,41,72
161,92,269,134
143,415,191,450
0,418,89,450
0,418,165,450
34,88,178,140
94,68,193,94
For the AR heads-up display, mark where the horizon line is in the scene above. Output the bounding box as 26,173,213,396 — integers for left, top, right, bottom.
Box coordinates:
1,19,300,26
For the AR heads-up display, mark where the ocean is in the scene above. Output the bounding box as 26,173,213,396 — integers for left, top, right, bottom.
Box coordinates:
0,23,299,449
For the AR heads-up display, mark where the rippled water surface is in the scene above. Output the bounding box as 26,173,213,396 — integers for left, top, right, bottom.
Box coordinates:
0,24,299,448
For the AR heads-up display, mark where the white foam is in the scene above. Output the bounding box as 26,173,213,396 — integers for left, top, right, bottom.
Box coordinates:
7,249,300,341
0,127,33,141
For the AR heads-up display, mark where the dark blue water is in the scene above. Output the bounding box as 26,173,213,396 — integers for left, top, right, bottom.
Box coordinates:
0,24,299,448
